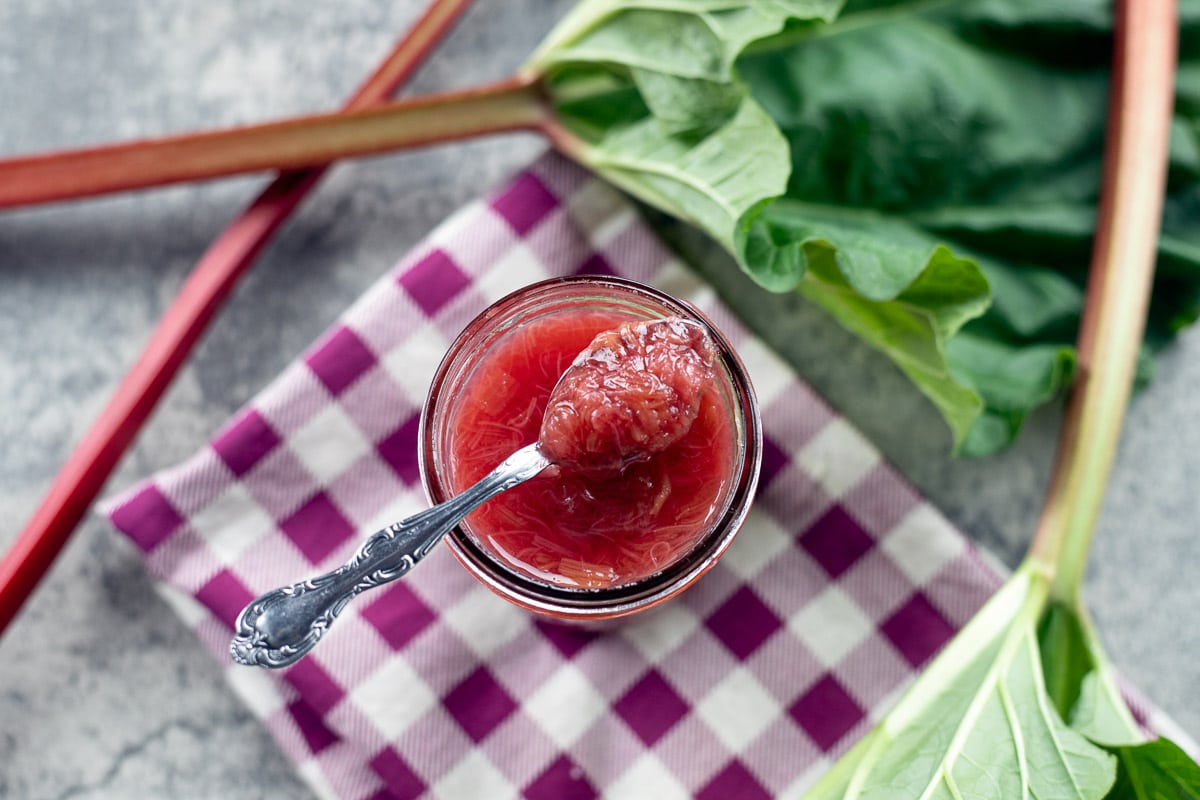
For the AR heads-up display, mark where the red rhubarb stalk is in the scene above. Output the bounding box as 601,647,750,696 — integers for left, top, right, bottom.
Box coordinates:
1030,0,1176,600
0,76,548,208
0,0,477,635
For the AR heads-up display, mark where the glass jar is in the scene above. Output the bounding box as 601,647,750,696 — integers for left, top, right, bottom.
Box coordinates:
420,276,761,622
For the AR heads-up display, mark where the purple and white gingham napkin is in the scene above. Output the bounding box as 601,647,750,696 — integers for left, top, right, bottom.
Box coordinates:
101,153,1186,800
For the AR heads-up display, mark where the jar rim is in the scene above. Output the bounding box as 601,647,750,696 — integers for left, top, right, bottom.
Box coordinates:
419,275,762,621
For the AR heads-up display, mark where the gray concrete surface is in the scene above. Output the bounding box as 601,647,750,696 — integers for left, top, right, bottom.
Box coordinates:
0,2,1195,798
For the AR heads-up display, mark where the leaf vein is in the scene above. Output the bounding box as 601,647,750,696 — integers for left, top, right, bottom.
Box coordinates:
1025,628,1091,798
998,669,1031,799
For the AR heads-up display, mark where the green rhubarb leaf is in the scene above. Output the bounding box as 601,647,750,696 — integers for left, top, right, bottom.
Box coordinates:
1031,601,1200,798
1071,672,1144,750
532,0,839,293
629,69,744,134
1035,601,1144,749
1105,738,1200,799
534,0,1200,455
946,332,1075,457
802,564,1116,800
1036,610,1200,796
736,0,1200,455
732,7,1105,454
1038,600,1100,728
529,0,844,81
798,563,1199,800
575,93,792,259
771,221,992,449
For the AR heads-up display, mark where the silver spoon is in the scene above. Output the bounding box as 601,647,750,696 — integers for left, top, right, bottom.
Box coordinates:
230,317,713,669
230,443,550,668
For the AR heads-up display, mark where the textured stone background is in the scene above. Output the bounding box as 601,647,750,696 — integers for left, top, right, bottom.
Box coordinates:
0,2,1196,797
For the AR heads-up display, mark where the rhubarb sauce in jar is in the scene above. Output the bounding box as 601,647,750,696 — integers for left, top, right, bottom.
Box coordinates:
420,276,761,622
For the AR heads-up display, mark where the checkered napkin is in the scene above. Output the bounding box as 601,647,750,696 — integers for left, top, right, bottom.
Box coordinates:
100,153,1182,800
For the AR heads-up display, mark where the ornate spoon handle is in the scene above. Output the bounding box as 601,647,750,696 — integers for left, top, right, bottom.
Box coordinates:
230,443,550,668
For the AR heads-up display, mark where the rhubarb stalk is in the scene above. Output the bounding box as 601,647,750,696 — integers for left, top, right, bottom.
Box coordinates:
1030,0,1177,603
0,0,476,635
0,76,548,208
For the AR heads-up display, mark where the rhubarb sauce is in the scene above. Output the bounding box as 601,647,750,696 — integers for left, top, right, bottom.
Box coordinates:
445,309,736,590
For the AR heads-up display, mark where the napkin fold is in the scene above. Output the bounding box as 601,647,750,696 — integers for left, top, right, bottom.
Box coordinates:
102,153,1182,800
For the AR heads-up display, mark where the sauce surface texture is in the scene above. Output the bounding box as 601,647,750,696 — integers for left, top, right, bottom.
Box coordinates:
447,309,735,589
